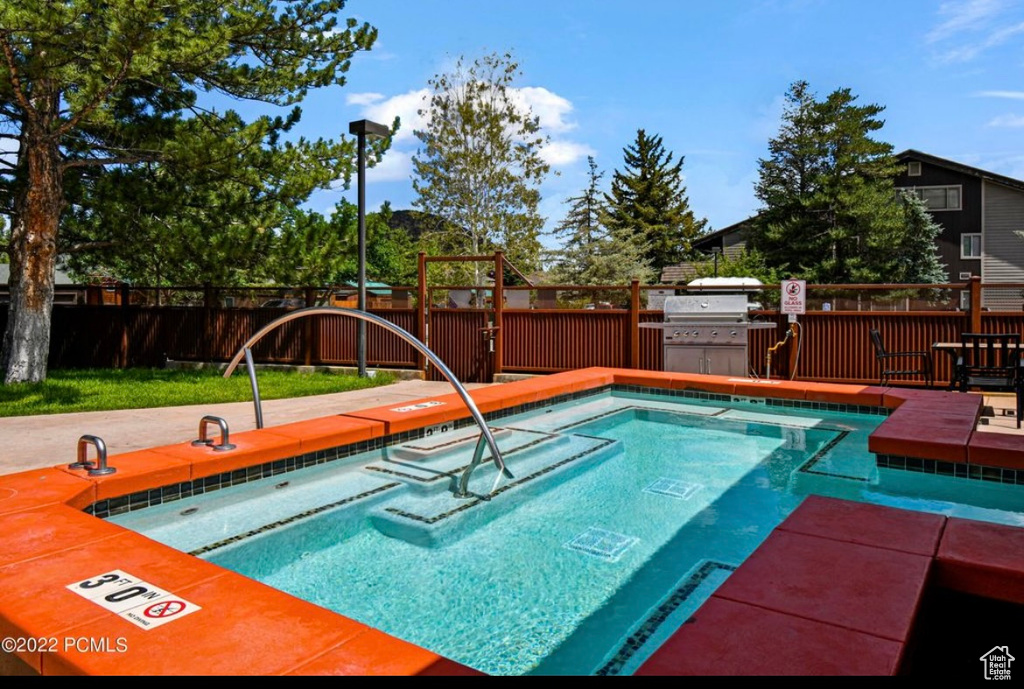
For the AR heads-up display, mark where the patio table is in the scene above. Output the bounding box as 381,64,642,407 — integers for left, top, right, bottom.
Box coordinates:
931,340,1022,390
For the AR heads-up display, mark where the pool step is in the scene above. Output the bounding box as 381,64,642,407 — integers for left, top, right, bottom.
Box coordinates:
369,434,623,547
384,426,514,462
362,428,558,493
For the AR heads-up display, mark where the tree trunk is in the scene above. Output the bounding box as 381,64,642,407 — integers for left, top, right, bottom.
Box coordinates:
1,131,62,384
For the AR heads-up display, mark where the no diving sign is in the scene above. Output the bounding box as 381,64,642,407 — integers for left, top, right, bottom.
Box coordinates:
781,279,806,315
67,570,201,630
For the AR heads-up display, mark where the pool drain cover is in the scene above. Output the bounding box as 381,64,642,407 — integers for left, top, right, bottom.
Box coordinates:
643,478,702,500
564,527,639,562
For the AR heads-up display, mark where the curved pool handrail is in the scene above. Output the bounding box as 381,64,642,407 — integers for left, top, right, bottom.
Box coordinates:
222,306,513,496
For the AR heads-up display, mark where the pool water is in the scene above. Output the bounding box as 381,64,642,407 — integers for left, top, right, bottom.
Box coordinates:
108,389,1024,675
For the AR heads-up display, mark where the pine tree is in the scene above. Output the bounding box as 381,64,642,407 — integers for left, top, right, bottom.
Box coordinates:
0,0,377,382
603,129,707,274
750,81,944,283
412,52,549,284
552,157,653,284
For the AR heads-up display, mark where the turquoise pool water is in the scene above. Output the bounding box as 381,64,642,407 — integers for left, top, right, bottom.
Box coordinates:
108,389,1024,675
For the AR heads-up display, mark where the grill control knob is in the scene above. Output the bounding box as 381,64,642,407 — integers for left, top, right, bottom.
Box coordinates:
672,330,680,338
711,330,718,337
730,330,738,337
691,330,699,337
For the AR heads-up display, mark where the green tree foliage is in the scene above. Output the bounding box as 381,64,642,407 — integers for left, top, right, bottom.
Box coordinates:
258,201,417,287
603,129,707,274
690,249,781,284
412,52,550,284
551,156,654,285
750,81,945,284
0,0,377,382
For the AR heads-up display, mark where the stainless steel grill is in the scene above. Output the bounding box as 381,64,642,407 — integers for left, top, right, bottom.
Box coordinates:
643,295,776,376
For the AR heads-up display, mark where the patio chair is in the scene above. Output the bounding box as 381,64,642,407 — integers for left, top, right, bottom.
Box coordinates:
956,333,1023,428
869,328,934,388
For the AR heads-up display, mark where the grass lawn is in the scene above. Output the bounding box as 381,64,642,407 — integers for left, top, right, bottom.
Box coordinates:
0,368,397,417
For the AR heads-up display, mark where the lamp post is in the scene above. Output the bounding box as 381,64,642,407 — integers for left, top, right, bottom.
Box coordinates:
348,119,390,377
711,246,722,278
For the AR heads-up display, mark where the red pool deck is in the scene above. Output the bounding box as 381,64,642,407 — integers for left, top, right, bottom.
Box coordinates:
0,368,1022,676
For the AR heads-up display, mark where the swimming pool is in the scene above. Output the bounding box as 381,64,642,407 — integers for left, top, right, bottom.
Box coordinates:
106,387,1024,676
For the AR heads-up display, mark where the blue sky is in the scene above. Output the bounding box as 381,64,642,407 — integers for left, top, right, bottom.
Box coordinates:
291,0,1024,245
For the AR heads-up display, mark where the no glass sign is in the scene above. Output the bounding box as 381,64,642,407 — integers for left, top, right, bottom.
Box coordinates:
781,279,806,315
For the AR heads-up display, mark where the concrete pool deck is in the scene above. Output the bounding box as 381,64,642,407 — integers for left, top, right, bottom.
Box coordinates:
0,380,492,476
0,369,1022,676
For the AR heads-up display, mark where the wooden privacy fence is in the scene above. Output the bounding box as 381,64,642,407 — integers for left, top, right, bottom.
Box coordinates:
3,275,1024,386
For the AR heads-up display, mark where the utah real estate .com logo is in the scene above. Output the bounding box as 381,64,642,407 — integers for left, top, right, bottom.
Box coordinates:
980,646,1014,680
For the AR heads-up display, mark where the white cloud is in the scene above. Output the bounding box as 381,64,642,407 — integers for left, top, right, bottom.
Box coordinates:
353,89,429,143
345,92,385,106
926,1,1024,62
938,21,1024,62
977,90,1024,99
367,148,413,182
539,140,595,167
927,0,1006,43
988,114,1024,127
349,85,590,169
510,87,578,134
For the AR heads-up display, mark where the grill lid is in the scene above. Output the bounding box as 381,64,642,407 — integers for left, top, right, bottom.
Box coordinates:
663,295,750,323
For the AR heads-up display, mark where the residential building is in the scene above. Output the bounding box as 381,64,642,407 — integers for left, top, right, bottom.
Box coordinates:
663,150,1024,310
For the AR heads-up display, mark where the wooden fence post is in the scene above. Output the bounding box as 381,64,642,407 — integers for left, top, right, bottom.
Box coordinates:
969,276,982,333
629,280,640,369
417,252,427,373
202,282,213,363
494,251,504,376
119,283,130,367
304,286,316,366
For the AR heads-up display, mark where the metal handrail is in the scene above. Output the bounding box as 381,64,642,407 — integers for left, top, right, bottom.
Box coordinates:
222,307,512,498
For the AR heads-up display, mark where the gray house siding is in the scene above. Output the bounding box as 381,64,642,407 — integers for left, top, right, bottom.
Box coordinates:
895,158,983,282
982,181,1024,310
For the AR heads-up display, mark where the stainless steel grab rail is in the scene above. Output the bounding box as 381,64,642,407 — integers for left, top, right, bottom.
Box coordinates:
222,307,512,498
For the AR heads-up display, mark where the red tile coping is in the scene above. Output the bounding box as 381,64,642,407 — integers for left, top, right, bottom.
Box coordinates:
0,369,1013,675
711,529,932,643
635,596,904,676
967,431,1024,470
0,468,94,516
868,405,974,463
639,497,1024,676
777,495,945,557
934,518,1024,605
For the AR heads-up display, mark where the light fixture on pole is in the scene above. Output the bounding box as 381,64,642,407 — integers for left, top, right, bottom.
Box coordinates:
348,119,390,377
711,246,722,278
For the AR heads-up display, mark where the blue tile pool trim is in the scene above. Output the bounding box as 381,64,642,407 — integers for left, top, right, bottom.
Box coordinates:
186,482,401,557
613,385,890,417
794,431,865,480
364,429,557,485
86,383,889,518
876,454,1024,485
382,438,617,525
596,560,737,676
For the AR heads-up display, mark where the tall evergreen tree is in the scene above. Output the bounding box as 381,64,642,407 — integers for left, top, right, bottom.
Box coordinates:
0,0,377,382
603,129,707,274
552,156,652,284
751,81,945,283
412,52,549,284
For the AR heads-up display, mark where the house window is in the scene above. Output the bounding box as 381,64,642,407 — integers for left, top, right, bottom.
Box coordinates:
907,161,922,176
961,233,982,259
905,185,961,211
